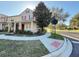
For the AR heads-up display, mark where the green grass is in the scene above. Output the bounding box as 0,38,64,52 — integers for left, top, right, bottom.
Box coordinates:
0,40,49,57
49,33,64,40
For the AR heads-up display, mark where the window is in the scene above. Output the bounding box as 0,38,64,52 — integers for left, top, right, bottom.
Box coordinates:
26,9,29,13
22,16,23,20
25,16,27,20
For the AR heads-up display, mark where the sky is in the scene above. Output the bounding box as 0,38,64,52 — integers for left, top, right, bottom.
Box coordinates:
0,1,79,25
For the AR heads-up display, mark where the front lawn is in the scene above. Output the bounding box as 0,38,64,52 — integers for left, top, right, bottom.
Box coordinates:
49,33,64,40
0,40,49,57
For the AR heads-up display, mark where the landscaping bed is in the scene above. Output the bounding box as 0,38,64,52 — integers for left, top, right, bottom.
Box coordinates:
0,40,49,57
5,30,46,37
49,33,64,40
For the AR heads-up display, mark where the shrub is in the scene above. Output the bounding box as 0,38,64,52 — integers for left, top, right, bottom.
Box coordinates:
74,27,78,30
15,30,22,34
25,31,33,35
5,27,8,31
67,27,73,30
0,30,7,32
34,29,46,35
15,30,33,35
49,33,64,40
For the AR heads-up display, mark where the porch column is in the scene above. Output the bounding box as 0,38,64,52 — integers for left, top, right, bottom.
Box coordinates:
0,23,2,30
19,23,22,30
31,21,33,30
13,23,16,32
24,24,26,31
8,23,10,32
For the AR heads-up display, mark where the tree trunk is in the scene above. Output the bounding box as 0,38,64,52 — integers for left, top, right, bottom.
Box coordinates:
53,25,56,33
54,25,56,33
41,27,44,32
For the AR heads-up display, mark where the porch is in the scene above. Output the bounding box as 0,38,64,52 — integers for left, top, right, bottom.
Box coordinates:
0,21,37,33
7,21,34,33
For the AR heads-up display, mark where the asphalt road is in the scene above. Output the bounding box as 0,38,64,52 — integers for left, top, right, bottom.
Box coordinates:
59,32,79,57
70,42,79,57
59,32,79,40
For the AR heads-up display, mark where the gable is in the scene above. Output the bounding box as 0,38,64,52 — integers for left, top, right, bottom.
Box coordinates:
20,8,34,21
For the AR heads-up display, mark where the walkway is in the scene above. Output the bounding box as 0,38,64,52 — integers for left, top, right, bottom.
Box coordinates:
40,37,63,52
43,39,72,57
0,33,50,40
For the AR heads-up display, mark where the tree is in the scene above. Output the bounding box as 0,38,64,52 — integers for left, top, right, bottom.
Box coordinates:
33,2,51,32
70,13,79,28
56,23,67,30
51,8,69,24
51,16,58,33
50,8,69,33
70,19,78,29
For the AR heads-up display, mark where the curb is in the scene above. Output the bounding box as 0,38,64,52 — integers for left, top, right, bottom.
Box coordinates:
59,39,73,57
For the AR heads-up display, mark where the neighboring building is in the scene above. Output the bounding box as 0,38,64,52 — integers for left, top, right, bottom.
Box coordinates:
0,8,38,33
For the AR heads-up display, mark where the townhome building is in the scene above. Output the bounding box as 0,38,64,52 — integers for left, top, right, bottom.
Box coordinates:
0,8,38,33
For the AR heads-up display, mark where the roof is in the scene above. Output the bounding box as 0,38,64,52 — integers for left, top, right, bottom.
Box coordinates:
0,14,8,16
0,8,33,17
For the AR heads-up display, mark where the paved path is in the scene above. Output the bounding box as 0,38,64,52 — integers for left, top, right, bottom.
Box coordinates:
40,37,63,52
43,39,73,57
0,33,50,40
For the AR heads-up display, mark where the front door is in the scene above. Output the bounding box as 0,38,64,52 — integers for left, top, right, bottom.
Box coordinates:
21,24,24,31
